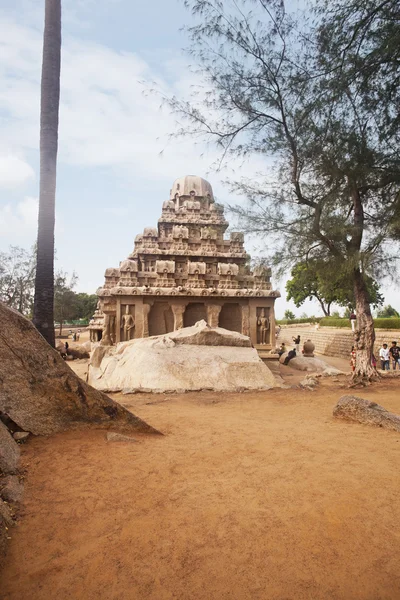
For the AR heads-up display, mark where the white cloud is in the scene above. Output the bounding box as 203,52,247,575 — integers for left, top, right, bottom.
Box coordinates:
0,196,38,239
0,154,35,188
0,16,266,188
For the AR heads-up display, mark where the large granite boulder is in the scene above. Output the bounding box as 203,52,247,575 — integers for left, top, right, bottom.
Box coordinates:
0,421,20,475
333,396,400,432
279,353,342,375
0,302,159,436
89,321,277,393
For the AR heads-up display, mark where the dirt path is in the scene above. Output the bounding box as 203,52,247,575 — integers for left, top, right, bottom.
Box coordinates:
1,380,400,600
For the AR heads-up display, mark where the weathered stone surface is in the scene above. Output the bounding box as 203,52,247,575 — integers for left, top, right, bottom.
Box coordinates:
299,375,318,389
107,433,137,443
67,345,90,359
333,396,400,432
168,320,252,347
12,432,30,442
89,324,277,393
279,353,342,374
0,302,160,436
0,421,20,475
0,476,24,504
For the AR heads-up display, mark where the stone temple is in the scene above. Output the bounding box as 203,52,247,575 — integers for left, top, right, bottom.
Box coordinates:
89,175,280,350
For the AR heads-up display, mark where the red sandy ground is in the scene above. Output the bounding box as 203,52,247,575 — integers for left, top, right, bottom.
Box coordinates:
1,369,400,600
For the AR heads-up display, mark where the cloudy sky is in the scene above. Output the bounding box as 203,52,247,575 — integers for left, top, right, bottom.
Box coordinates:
1,0,398,318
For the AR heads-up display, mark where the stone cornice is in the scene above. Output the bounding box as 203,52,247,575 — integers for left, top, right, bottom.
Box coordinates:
97,286,281,298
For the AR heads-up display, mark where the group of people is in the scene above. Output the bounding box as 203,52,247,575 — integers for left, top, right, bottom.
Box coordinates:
276,335,301,365
378,341,400,371
350,341,400,372
68,329,81,342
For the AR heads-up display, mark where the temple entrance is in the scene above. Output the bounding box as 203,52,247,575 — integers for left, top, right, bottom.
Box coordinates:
148,302,174,337
183,302,207,327
219,303,242,333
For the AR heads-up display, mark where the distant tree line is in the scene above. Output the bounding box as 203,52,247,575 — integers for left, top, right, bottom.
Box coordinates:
0,245,97,333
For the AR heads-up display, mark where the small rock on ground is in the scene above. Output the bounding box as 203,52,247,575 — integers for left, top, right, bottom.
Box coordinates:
0,476,24,504
13,431,30,442
106,432,137,443
333,395,400,433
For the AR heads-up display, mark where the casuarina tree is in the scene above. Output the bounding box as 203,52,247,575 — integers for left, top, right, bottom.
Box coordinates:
32,0,61,347
167,0,400,382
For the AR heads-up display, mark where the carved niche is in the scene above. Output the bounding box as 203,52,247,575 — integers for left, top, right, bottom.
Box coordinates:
188,261,206,275
156,260,175,274
218,263,239,276
172,225,189,239
120,305,136,341
256,307,270,345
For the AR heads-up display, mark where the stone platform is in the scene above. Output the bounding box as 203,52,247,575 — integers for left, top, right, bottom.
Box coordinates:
88,321,277,393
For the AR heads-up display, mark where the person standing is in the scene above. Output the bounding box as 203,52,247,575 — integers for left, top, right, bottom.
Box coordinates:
292,335,300,352
350,346,356,372
349,312,357,331
389,341,400,370
379,343,390,371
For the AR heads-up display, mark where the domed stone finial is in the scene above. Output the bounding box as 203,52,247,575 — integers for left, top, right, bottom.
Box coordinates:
170,175,214,201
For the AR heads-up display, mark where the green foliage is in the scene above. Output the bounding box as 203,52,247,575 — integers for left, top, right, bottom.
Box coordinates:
54,276,98,332
277,317,321,325
319,318,351,328
54,272,79,333
284,310,296,320
374,319,400,329
74,293,98,321
0,245,36,316
286,261,383,316
320,317,400,329
169,0,400,378
377,305,399,318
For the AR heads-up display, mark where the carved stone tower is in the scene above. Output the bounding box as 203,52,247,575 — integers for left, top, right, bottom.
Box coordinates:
90,175,280,349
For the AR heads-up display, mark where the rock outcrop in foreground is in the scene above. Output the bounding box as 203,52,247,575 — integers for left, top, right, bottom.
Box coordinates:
89,320,277,393
0,302,158,436
334,396,400,433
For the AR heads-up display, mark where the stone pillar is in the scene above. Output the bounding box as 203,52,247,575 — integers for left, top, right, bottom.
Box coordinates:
269,305,276,348
241,305,250,337
142,303,151,337
171,303,186,330
100,314,112,346
206,304,222,328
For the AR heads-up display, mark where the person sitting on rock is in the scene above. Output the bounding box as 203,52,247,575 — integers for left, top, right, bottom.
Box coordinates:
277,343,286,357
283,348,296,365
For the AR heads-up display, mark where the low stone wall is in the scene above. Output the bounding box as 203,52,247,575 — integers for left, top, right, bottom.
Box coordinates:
277,324,400,359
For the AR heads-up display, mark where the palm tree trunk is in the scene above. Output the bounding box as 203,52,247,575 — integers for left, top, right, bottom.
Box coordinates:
32,0,61,347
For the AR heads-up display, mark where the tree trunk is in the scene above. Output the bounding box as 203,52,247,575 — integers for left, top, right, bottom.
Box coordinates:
32,0,61,348
352,267,377,382
59,320,63,337
316,295,329,316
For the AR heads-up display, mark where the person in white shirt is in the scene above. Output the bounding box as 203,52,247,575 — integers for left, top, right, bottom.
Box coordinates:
379,343,390,370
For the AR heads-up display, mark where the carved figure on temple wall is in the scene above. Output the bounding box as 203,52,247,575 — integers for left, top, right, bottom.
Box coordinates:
121,305,135,341
257,308,270,345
